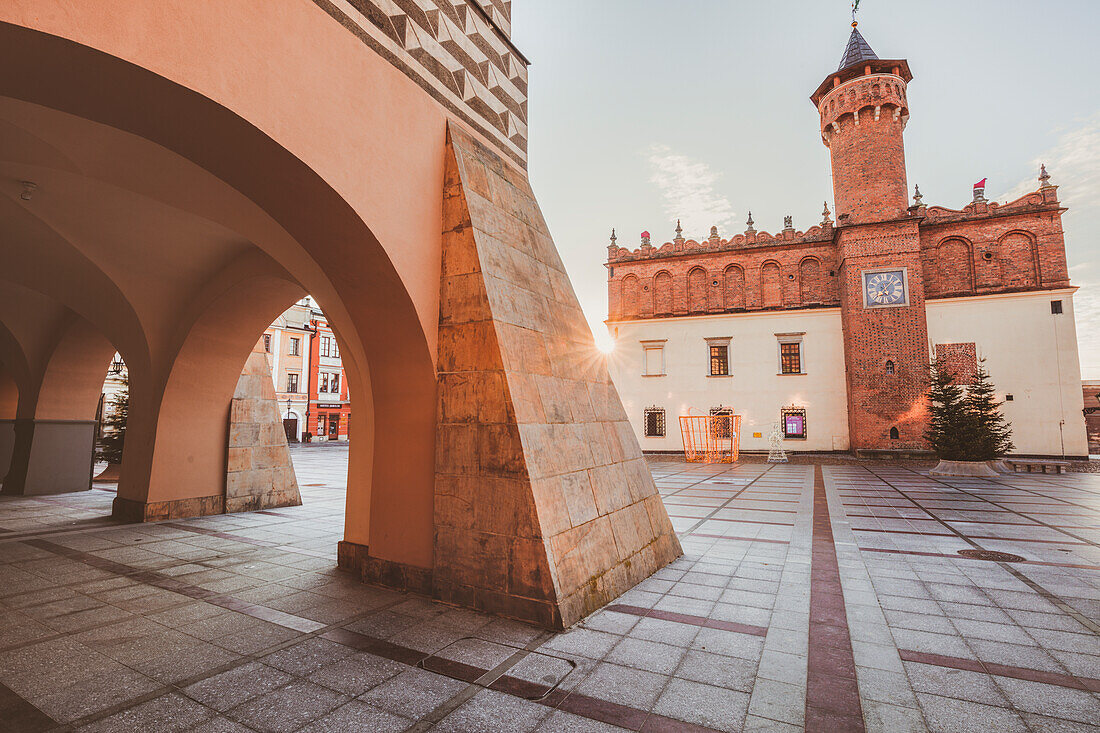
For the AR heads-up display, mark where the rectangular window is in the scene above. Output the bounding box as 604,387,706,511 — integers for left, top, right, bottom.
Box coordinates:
641,341,666,376
780,342,802,374
1051,300,1063,314
263,334,271,352
709,407,734,439
709,345,729,376
333,341,340,358
289,337,300,356
643,407,665,437
320,372,329,392
317,414,327,435
320,336,330,357
781,407,807,440
331,374,340,394
286,373,299,393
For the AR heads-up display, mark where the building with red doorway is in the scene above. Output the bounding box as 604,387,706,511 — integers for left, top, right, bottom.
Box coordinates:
605,25,1088,458
306,314,350,441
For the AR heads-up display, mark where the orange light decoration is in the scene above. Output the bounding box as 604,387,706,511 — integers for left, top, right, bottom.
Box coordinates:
679,414,742,463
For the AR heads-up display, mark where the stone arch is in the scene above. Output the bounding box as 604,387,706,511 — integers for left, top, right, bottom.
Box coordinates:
761,261,782,308
723,265,745,309
924,237,974,297
995,231,1039,289
798,256,824,305
621,275,641,318
687,267,708,313
653,271,673,315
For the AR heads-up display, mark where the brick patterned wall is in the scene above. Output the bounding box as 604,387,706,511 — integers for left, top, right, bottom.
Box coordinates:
607,235,840,320
1084,384,1100,454
835,222,930,450
934,342,978,384
919,186,1070,299
819,73,910,224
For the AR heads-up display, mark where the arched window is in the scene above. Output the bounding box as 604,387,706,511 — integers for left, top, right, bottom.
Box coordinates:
885,360,895,375
889,427,900,440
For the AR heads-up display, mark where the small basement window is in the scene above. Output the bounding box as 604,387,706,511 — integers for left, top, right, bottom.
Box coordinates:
1051,300,1063,314
781,407,807,440
644,407,666,437
1005,394,1014,402
889,427,900,440
709,406,734,439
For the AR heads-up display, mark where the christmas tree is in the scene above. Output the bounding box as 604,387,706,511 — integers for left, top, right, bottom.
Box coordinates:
924,355,1013,461
965,359,1014,460
97,372,129,465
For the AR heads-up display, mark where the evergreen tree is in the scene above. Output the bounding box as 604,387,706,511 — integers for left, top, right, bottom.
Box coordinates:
924,355,975,460
97,372,129,465
965,359,1014,460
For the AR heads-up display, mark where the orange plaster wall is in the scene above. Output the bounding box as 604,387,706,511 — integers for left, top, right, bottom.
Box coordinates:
1,1,447,357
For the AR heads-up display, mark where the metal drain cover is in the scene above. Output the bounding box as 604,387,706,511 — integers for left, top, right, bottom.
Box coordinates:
957,549,1026,563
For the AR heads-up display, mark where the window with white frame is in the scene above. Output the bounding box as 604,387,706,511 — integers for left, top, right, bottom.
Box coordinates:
776,333,805,375
706,337,731,376
320,336,331,357
289,337,300,356
331,373,340,394
641,340,666,376
286,373,299,393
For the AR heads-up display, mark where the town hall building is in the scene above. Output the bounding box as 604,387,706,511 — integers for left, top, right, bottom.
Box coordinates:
605,26,1089,458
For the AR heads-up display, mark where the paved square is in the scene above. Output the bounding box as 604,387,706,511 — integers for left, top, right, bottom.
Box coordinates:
1,447,1097,731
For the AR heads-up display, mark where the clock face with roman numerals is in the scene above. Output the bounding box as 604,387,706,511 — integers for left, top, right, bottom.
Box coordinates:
862,269,907,307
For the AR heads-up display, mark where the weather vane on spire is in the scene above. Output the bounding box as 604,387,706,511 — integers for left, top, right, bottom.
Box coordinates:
851,0,861,27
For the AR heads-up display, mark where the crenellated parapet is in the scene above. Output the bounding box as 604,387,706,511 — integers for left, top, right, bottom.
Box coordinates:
816,72,910,147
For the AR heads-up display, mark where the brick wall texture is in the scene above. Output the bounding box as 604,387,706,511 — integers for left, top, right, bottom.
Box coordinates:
225,351,302,513
605,57,1072,453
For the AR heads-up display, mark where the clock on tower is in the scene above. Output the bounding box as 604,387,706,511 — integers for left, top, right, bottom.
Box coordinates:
862,268,909,308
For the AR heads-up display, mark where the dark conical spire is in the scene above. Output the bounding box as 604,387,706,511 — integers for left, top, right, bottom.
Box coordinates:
838,26,878,71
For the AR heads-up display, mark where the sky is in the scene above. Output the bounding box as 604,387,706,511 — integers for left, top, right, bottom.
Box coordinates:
510,0,1100,378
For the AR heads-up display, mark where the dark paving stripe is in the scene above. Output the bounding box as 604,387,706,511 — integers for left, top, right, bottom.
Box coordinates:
898,649,1100,693
24,538,326,633
324,625,721,731
806,466,865,732
0,680,56,732
606,603,768,637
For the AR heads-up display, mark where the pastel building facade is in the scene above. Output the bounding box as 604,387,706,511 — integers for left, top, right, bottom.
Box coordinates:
605,27,1088,459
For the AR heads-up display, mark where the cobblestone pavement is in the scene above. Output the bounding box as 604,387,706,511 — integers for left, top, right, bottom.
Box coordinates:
0,447,1097,731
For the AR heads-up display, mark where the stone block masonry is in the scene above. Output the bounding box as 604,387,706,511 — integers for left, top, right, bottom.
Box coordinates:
224,350,302,513
341,123,682,629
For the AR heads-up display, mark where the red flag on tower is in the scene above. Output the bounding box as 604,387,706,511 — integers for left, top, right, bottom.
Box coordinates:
974,178,987,190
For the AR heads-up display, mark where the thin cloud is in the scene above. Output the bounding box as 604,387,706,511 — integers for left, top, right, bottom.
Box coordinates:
646,144,736,240
997,113,1100,210
997,114,1100,379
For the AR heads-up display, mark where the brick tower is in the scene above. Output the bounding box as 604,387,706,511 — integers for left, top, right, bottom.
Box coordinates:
811,25,929,452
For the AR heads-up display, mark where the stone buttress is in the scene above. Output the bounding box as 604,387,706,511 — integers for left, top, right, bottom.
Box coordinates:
429,125,682,627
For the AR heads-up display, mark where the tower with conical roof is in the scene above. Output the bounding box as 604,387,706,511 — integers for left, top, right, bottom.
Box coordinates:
811,23,928,452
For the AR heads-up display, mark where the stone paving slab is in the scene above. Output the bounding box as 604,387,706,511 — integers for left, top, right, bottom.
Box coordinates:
0,446,1097,731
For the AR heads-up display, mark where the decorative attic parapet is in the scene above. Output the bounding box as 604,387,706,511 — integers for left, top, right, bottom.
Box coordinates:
915,183,1061,227
607,221,835,262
